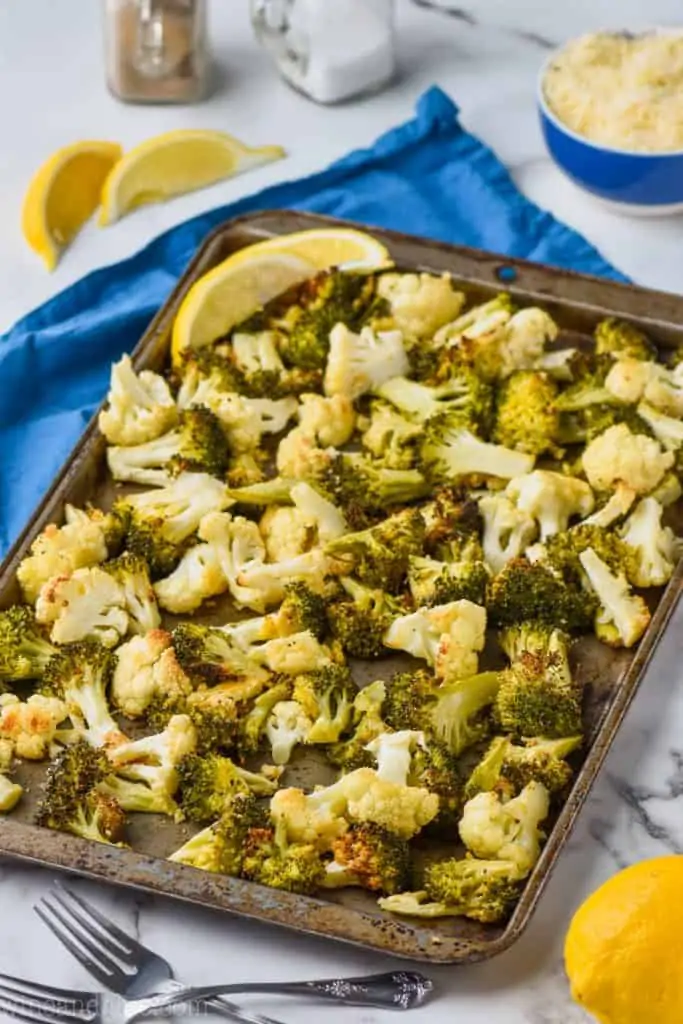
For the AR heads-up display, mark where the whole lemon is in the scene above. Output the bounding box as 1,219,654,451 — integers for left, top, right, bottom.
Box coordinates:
565,856,683,1023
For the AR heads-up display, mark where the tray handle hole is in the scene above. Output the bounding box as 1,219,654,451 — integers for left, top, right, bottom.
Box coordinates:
496,265,518,284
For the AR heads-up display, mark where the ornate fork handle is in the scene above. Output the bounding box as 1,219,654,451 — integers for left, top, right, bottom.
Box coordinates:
127,971,433,1021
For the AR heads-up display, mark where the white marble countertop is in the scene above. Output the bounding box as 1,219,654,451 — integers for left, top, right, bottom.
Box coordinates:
2,1,683,1021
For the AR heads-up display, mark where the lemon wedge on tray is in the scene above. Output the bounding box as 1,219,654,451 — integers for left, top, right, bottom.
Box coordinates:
22,140,123,270
99,130,285,226
171,227,391,366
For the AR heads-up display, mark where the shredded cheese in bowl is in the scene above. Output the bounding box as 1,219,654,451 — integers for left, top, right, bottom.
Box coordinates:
543,31,683,153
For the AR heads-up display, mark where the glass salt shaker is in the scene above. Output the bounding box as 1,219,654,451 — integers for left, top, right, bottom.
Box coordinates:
250,0,396,105
104,0,210,103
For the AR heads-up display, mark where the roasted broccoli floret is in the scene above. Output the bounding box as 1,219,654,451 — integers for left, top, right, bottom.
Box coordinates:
493,371,560,456
465,734,582,800
278,269,379,370
178,355,298,452
107,407,229,486
171,622,269,692
495,622,583,738
487,558,594,632
324,823,410,895
459,781,550,876
380,859,523,923
326,577,406,658
420,420,535,486
241,824,325,894
541,522,637,587
377,370,495,435
116,472,231,578
237,681,294,758
168,791,265,874
98,354,177,446
383,668,500,757
41,643,126,750
0,606,57,685
177,751,279,823
262,582,328,642
407,554,489,607
35,741,127,845
105,552,161,635
579,547,651,648
292,664,356,744
327,680,388,771
383,600,487,682
419,487,481,556
325,508,425,593
594,317,656,360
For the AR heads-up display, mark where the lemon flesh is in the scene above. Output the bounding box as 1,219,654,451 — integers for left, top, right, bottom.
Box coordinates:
170,228,391,366
565,855,683,1023
99,130,284,226
22,141,123,270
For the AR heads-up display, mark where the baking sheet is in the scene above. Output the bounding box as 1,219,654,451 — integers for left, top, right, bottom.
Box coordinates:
1,210,682,963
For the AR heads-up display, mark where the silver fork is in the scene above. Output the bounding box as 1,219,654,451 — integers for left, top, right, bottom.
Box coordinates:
0,967,433,1024
35,884,433,1015
35,884,278,1024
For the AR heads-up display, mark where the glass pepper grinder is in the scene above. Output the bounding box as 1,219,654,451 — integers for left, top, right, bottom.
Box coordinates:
250,0,396,105
104,0,210,103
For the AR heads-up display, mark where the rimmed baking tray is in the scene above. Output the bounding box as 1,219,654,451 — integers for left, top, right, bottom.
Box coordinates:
1,210,682,963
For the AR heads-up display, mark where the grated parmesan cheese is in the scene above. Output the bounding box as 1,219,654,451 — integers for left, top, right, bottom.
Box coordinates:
543,32,683,153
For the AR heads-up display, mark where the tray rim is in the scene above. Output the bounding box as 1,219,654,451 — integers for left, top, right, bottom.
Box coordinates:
2,208,683,964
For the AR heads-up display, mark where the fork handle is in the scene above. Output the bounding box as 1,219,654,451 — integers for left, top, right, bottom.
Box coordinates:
149,979,283,1024
127,971,433,1022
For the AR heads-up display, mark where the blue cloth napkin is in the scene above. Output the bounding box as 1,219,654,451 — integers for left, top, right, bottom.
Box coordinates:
0,86,626,558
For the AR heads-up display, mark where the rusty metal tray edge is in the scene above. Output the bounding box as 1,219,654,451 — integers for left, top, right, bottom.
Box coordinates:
2,210,683,965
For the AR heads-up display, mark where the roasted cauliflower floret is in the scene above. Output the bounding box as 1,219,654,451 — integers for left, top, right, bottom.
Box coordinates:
297,393,356,447
0,693,68,760
111,630,191,719
17,505,122,604
384,600,487,681
579,547,651,648
98,354,177,446
582,424,674,496
323,324,409,400
376,272,465,339
506,471,595,541
620,497,682,587
478,493,537,575
35,567,129,647
458,781,550,876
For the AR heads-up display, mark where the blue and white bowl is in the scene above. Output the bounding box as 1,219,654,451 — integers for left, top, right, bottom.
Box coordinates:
537,41,683,216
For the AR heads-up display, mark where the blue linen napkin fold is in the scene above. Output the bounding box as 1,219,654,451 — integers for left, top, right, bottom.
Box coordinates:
0,86,626,558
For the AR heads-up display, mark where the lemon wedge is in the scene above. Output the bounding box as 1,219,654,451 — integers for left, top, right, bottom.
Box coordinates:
99,130,285,226
22,140,123,270
171,227,391,366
